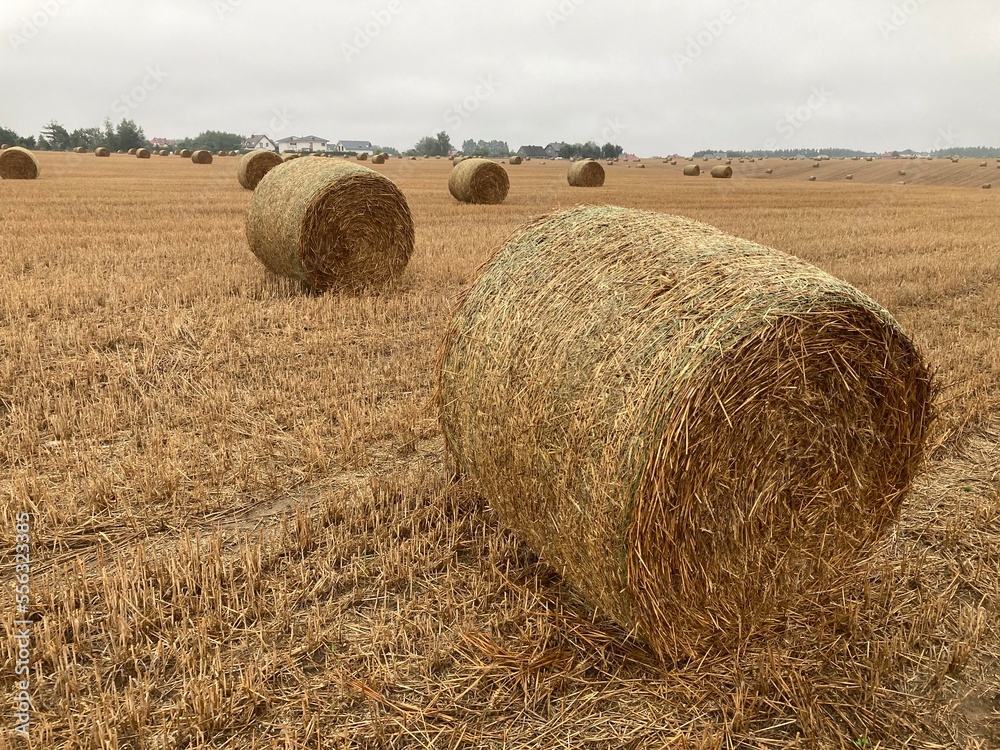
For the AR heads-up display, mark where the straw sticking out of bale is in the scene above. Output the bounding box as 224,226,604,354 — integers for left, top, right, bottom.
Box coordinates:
438,205,935,661
710,165,732,179
95,147,110,157
0,147,39,179
237,149,284,190
191,150,213,164
448,158,510,204
567,159,606,187
136,148,151,159
683,164,701,176
246,158,414,292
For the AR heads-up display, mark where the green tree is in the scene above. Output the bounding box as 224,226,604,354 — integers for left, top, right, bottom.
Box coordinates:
0,126,35,149
601,142,623,159
41,120,71,150
413,131,453,156
114,119,148,151
435,130,452,156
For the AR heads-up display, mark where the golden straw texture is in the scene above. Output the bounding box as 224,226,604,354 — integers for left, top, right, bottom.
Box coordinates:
438,205,935,661
0,147,39,179
710,165,732,178
683,164,701,176
237,150,283,190
246,158,414,292
191,150,213,165
448,158,510,204
567,159,606,187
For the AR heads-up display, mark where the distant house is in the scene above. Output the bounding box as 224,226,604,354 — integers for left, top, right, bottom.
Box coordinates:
276,135,329,153
516,145,548,159
243,134,278,152
545,142,568,158
332,140,375,155
150,137,177,148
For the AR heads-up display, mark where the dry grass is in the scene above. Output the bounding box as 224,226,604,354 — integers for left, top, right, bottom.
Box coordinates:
0,147,39,179
246,157,414,292
0,152,998,749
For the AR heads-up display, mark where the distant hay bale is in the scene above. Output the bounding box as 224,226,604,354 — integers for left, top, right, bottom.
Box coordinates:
282,153,299,162
191,150,213,164
237,149,283,190
984,183,992,190
179,149,192,158
710,165,732,179
136,148,151,159
898,170,906,176
246,158,414,292
94,147,110,157
766,168,773,174
683,164,701,176
812,162,820,168
509,156,523,165
357,152,368,161
637,164,646,169
808,175,817,181
0,147,39,179
73,147,87,154
981,162,988,167
449,158,510,204
0,144,8,150
128,148,138,155
158,150,170,156
438,205,935,661
846,174,853,180
372,154,386,164
409,156,417,160
865,157,874,162
568,159,606,187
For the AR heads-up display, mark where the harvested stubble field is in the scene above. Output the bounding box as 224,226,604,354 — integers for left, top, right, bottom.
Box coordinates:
0,152,998,749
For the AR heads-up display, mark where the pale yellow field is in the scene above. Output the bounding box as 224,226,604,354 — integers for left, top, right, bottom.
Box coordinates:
0,152,998,748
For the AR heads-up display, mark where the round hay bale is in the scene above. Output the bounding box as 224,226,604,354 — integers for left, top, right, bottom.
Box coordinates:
812,162,820,168
983,183,992,190
357,152,369,161
73,147,87,154
0,144,8,150
238,149,284,190
766,168,773,174
372,153,386,164
567,159,606,187
246,158,414,292
409,156,417,160
136,148,151,159
191,150,213,164
449,158,510,204
0,147,39,179
808,175,817,181
846,174,853,180
509,156,523,165
710,165,732,179
282,153,300,162
94,147,110,157
128,148,138,155
683,164,701,176
179,149,192,158
438,205,935,661
981,162,988,167
898,170,906,176
865,157,874,162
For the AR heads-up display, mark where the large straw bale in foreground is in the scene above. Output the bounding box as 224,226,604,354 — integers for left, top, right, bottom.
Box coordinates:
246,158,414,292
438,205,934,660
237,149,283,190
448,158,510,204
567,159,605,187
0,147,39,179
710,165,732,178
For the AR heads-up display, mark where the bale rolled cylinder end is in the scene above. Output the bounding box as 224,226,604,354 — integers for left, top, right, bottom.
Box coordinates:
246,157,415,292
568,159,606,187
0,147,40,179
710,165,732,179
449,158,510,204
683,164,701,176
438,205,935,661
191,150,213,164
237,150,283,190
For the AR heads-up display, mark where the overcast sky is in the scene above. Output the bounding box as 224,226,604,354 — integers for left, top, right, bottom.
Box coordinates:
2,0,998,155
